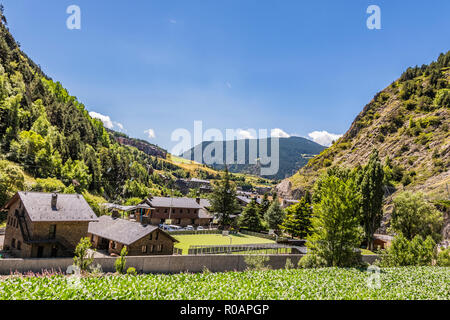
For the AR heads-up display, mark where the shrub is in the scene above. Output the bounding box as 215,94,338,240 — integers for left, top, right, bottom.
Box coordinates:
436,248,450,266
126,267,137,276
244,255,270,271
115,247,128,274
73,237,94,272
378,234,436,267
284,258,295,270
297,254,326,269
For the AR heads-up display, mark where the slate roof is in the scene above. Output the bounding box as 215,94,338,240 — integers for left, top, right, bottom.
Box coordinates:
146,197,203,209
88,216,177,245
5,192,98,222
237,196,262,205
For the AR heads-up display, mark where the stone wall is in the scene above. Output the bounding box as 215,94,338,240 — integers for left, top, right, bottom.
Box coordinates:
0,254,380,275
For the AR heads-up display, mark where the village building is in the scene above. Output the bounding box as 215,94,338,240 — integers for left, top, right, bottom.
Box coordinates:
2,192,98,258
88,215,177,256
281,199,300,208
123,196,214,227
236,195,262,208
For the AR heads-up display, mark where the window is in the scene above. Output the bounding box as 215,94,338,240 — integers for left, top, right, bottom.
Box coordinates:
155,232,159,240
149,245,154,253
17,241,21,250
142,245,147,253
149,233,152,240
157,244,163,252
180,209,183,214
49,224,56,239
164,209,168,213
11,238,15,248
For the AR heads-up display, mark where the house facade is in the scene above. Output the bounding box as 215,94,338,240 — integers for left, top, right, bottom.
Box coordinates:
3,192,98,258
88,215,177,256
130,196,213,227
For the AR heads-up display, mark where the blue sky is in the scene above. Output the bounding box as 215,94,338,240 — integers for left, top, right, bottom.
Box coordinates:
2,0,449,150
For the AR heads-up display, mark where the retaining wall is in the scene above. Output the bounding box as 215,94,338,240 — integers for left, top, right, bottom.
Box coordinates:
0,254,379,275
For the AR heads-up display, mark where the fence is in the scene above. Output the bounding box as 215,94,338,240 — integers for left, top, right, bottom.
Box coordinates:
187,243,306,255
167,229,238,235
239,229,288,242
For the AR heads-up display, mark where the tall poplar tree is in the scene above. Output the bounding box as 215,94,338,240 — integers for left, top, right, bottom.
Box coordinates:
359,149,384,250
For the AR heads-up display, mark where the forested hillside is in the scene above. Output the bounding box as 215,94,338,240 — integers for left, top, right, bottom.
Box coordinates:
281,51,450,204
0,8,229,208
182,136,325,180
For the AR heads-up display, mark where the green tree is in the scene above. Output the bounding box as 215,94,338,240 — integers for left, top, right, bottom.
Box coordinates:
358,149,384,250
0,160,25,206
238,198,263,232
61,159,92,192
390,191,443,243
210,167,240,229
115,246,128,274
73,237,94,272
259,193,270,219
307,175,362,267
264,196,285,232
280,197,312,239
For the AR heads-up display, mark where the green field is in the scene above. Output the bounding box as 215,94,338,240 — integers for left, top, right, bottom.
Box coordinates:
0,267,448,300
173,233,276,254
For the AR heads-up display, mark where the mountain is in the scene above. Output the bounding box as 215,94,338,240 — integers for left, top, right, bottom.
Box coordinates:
278,51,450,205
181,136,326,180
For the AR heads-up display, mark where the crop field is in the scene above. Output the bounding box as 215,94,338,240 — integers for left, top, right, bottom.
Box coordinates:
173,233,276,254
0,267,448,300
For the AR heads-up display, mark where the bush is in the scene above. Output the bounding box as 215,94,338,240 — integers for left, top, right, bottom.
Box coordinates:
244,255,270,271
298,254,326,269
126,267,137,276
114,247,128,274
73,237,94,272
436,248,450,266
377,234,436,267
284,258,295,270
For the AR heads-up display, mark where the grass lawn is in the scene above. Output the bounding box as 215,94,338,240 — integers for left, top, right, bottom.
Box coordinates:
174,233,276,254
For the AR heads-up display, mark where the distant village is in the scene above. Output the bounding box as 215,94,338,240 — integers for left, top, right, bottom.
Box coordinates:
0,177,306,260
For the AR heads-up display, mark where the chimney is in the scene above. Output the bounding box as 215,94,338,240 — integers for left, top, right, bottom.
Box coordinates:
51,193,58,210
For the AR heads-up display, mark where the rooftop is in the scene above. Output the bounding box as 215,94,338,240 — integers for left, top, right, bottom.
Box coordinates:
88,215,177,245
5,192,98,222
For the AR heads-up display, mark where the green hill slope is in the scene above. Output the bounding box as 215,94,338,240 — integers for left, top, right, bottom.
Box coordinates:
281,51,450,202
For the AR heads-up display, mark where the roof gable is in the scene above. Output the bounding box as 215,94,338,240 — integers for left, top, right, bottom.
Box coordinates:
10,192,98,222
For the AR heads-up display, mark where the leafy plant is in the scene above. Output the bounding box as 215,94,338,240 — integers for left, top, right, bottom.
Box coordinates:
114,247,128,274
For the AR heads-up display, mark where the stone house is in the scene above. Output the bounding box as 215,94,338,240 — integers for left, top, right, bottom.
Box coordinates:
2,192,98,258
132,196,213,227
88,215,177,256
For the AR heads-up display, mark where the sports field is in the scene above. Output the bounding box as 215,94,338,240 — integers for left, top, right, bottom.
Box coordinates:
173,233,275,254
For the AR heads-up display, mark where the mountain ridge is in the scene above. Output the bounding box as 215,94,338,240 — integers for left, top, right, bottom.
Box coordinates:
181,136,326,180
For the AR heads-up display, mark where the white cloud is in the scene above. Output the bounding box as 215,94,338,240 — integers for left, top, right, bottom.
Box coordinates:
144,128,156,139
89,111,113,129
271,128,290,138
114,122,124,131
308,130,343,147
237,129,256,140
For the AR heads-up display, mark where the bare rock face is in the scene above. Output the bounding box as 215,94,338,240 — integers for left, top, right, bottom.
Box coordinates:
114,136,167,158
